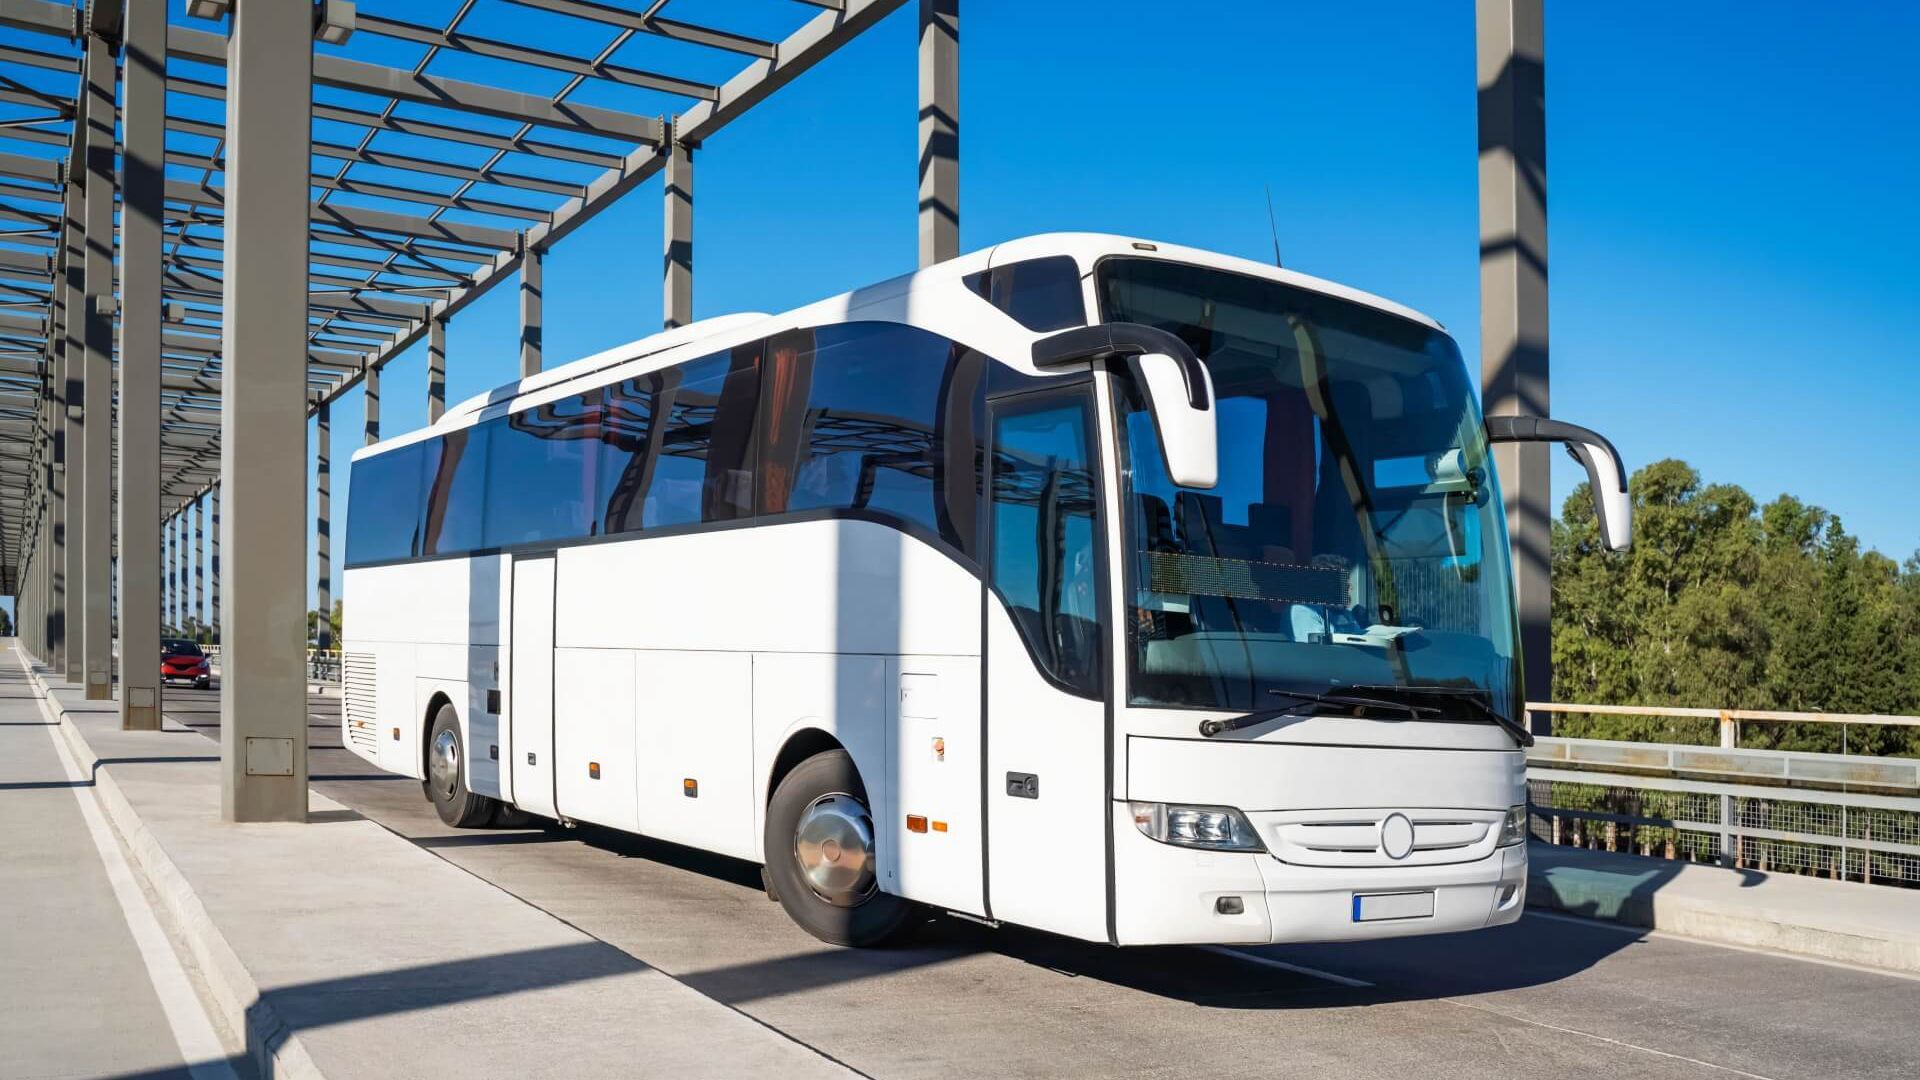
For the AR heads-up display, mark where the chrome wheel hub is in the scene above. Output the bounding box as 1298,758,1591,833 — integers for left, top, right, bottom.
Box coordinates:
428,728,460,801
794,792,876,907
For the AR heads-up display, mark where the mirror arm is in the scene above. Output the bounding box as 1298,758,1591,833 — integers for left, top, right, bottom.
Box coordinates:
1483,415,1626,493
1031,322,1209,409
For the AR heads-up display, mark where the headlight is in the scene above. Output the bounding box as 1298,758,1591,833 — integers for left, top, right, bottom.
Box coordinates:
1499,804,1529,847
1129,801,1265,852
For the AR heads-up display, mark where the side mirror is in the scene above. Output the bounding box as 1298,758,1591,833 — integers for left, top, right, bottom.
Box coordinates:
1485,415,1632,552
1031,321,1219,489
1136,351,1217,489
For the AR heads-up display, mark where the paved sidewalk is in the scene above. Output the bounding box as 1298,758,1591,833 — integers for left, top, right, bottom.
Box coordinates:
0,647,203,1080
29,659,853,1080
1528,841,1920,973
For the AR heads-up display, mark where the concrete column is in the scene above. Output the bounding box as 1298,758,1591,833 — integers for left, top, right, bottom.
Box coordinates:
118,0,165,728
46,285,64,672
81,26,117,700
315,402,331,650
193,499,204,633
917,0,959,267
363,363,380,445
61,137,83,685
427,316,446,421
159,513,169,632
209,486,219,642
519,247,542,377
1476,0,1552,728
170,513,181,633
663,137,692,330
219,0,312,822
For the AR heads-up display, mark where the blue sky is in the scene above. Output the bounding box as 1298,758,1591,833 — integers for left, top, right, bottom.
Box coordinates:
284,0,1915,612
12,1,1918,621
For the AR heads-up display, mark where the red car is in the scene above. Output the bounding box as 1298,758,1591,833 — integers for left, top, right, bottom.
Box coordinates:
162,638,212,689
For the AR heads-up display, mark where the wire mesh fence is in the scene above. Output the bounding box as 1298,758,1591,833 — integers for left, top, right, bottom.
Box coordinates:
1527,777,1920,887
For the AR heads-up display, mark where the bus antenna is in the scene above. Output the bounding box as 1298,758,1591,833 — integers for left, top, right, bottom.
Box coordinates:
1264,184,1284,268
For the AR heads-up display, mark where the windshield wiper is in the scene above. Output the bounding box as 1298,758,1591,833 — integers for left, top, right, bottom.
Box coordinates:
1198,688,1438,738
1344,684,1534,747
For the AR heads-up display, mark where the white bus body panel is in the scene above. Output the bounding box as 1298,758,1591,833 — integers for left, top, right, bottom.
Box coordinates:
636,650,758,861
983,601,1108,942
509,556,558,819
342,557,504,790
553,646,639,833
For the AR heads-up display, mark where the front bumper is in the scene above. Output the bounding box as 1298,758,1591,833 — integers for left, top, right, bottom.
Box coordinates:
1110,803,1527,946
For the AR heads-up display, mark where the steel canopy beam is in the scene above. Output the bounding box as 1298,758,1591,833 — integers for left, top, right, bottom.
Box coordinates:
168,25,666,145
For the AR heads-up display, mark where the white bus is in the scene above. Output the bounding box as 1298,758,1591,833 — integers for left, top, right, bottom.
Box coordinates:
342,233,1631,948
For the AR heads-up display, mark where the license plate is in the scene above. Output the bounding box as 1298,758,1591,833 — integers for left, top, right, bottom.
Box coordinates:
1352,890,1435,922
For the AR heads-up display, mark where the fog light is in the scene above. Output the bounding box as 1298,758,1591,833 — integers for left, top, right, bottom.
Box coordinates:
1499,804,1528,846
1215,895,1245,915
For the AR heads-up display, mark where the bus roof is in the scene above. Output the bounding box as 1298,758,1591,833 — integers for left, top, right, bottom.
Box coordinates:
352,232,1446,462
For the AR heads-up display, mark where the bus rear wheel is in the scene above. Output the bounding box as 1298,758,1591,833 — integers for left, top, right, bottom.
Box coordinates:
424,704,496,828
764,749,910,947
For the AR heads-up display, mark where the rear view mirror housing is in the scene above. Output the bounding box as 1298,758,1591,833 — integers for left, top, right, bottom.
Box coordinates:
1485,415,1632,552
1032,322,1218,489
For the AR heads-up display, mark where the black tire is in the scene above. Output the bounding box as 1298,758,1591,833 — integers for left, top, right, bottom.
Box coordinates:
194,677,210,690
763,749,910,947
423,704,495,827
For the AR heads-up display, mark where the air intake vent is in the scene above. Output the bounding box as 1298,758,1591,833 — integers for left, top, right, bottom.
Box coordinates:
1264,808,1502,868
342,652,378,752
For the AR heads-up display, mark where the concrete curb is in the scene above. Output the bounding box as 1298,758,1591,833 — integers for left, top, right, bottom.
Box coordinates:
1526,844,1920,974
30,668,328,1080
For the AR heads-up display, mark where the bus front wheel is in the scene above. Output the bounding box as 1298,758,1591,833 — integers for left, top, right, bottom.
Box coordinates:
424,704,496,828
764,749,910,947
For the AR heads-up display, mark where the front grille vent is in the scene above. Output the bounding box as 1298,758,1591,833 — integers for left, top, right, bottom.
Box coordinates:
1264,808,1502,868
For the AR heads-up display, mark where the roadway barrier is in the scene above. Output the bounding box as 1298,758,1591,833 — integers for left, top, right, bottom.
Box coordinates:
1525,702,1920,887
307,649,341,684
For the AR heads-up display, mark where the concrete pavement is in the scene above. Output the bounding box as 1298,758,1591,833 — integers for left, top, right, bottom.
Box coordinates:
0,649,234,1080
26,658,855,1080
174,685,1920,1080
1530,841,1920,973
14,647,1920,1080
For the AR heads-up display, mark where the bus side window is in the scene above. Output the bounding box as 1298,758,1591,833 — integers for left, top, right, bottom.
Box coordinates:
423,423,490,557
482,389,601,548
344,441,431,566
598,371,670,535
990,398,1103,697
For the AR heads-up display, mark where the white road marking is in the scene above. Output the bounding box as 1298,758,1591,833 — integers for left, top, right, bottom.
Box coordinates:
15,647,241,1080
1436,996,1782,1080
1203,945,1374,988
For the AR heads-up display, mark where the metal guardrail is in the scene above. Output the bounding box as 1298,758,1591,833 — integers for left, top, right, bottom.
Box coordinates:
1525,702,1920,887
307,649,341,683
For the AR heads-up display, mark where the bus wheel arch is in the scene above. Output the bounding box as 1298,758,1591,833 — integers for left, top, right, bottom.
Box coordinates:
762,740,911,947
419,691,454,778
766,727,845,809
422,696,493,828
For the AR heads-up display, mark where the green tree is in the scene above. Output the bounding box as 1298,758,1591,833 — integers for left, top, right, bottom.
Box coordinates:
1551,459,1920,757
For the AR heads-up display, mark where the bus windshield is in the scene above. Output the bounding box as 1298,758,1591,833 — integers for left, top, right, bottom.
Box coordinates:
1099,258,1521,720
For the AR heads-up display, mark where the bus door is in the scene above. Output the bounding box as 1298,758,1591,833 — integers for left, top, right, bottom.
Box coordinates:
509,553,558,818
983,386,1112,942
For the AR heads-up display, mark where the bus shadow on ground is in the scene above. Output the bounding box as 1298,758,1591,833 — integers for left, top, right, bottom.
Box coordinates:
459,817,1682,1012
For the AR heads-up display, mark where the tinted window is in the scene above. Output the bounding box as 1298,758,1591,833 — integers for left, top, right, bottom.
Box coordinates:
760,323,956,539
973,256,1086,332
423,423,490,556
632,349,760,531
991,396,1103,696
483,390,601,547
345,440,435,566
597,372,666,534
162,639,203,657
